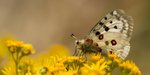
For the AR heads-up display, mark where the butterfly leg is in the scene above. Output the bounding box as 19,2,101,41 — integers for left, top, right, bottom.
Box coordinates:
73,45,79,56
80,51,87,61
73,49,77,56
79,51,83,56
84,53,87,61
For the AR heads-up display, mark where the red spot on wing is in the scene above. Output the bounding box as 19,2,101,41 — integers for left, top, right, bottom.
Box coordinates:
111,40,117,46
99,34,104,40
85,39,93,44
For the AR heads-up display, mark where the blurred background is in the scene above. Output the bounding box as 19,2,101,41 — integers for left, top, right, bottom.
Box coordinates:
0,0,149,74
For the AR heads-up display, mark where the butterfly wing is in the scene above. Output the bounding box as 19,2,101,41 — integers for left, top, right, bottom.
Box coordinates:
88,9,133,59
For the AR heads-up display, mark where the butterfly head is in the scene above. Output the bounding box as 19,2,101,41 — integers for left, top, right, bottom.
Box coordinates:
71,34,85,46
75,39,85,46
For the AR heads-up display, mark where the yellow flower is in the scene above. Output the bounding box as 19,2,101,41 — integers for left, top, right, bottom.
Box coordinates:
65,56,84,62
5,40,24,53
55,65,79,75
4,40,35,75
119,60,141,75
1,61,16,75
17,58,34,75
107,52,118,59
33,56,66,75
80,57,107,75
6,40,24,48
22,44,35,55
90,53,102,61
5,40,35,56
1,40,142,75
1,66,16,75
55,70,77,75
62,56,85,72
107,52,122,64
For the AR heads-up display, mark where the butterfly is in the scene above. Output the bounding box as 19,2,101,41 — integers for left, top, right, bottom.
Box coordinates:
71,9,133,60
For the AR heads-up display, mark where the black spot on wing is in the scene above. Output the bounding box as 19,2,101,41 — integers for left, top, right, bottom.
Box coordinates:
114,26,118,29
110,21,113,24
105,41,109,45
103,25,110,31
105,27,110,31
99,22,104,26
104,17,107,20
95,31,100,36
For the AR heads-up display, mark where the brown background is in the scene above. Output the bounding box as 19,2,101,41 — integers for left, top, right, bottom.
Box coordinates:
0,0,149,74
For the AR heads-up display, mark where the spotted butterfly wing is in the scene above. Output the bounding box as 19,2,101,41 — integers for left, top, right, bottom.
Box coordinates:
88,9,133,59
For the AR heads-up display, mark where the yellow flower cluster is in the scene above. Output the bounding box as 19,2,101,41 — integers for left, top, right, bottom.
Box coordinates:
3,40,35,75
0,40,141,75
80,55,107,75
107,52,141,75
6,40,35,55
119,60,141,75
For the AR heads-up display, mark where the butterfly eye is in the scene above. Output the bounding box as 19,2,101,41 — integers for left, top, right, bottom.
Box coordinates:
76,41,80,45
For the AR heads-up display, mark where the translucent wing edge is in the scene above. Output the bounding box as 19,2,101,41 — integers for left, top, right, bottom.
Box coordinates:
114,9,134,40
118,45,130,60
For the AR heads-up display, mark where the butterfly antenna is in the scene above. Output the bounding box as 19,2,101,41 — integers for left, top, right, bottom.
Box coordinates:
71,33,78,40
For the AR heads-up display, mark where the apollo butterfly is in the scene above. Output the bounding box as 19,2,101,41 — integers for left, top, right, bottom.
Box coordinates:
71,9,133,60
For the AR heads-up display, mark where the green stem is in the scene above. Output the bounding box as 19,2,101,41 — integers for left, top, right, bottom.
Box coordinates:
16,61,19,75
11,52,18,75
16,51,19,75
107,60,117,75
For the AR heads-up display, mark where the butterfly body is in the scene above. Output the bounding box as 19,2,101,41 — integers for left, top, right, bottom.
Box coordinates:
73,9,133,60
76,39,102,54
